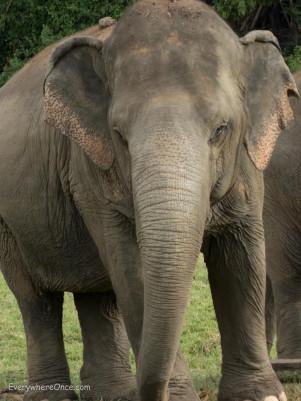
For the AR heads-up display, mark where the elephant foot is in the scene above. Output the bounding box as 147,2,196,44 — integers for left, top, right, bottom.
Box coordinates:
258,394,286,401
218,368,286,401
80,387,137,401
23,388,77,401
219,391,287,401
242,393,287,401
168,377,199,401
0,389,24,401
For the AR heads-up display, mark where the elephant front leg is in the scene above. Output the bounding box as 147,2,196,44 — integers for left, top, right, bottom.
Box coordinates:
74,291,136,401
203,222,285,401
0,228,76,401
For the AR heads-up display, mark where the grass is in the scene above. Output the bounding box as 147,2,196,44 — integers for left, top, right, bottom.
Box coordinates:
0,258,300,400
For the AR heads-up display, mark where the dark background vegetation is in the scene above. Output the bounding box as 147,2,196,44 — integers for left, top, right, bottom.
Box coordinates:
0,0,300,87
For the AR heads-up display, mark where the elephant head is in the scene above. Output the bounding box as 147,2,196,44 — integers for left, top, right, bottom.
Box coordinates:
43,0,298,397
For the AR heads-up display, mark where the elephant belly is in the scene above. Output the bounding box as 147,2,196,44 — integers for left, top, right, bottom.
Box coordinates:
24,237,112,294
0,211,112,294
21,240,112,293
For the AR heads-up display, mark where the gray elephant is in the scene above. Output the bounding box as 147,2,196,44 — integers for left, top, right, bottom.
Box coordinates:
264,69,301,360
0,1,298,401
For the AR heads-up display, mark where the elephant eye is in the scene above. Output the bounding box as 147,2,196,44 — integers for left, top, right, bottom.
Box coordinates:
113,126,121,136
209,121,229,145
113,126,128,147
113,126,124,140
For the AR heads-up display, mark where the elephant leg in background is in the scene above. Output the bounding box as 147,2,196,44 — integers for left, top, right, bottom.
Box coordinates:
168,350,201,401
0,224,76,401
85,211,200,401
265,275,276,355
203,222,283,401
265,220,301,358
73,291,136,401
273,278,301,359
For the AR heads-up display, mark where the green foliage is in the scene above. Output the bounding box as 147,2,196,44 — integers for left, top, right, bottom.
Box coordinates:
0,56,24,87
213,0,300,51
0,0,300,87
214,0,261,19
0,0,133,86
286,46,301,72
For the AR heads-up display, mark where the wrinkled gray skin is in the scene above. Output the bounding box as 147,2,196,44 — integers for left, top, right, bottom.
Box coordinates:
0,1,298,401
264,70,301,360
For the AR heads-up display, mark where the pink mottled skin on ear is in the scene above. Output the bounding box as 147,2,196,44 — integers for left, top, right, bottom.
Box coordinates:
44,84,113,169
250,86,295,171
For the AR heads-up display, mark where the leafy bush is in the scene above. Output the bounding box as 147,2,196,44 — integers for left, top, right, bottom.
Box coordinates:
0,56,24,87
214,0,300,49
0,0,133,86
214,0,260,19
0,0,300,87
286,46,301,72
213,0,301,71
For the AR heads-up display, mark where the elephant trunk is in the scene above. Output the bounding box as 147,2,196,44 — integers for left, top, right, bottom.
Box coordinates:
130,123,210,400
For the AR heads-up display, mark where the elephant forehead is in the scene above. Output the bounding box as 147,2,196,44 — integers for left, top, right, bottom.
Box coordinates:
104,0,241,93
106,0,236,55
115,47,219,87
108,22,220,65
111,52,239,127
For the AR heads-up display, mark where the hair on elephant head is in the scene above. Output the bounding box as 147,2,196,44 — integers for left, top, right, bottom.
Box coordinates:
43,1,298,400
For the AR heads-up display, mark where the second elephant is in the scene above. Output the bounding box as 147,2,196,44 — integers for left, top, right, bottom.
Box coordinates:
264,69,301,359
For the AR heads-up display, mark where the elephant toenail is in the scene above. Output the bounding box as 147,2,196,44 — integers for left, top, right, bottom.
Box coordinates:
278,392,288,401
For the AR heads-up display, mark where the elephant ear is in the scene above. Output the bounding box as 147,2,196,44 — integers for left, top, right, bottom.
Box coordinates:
241,30,299,170
44,36,113,169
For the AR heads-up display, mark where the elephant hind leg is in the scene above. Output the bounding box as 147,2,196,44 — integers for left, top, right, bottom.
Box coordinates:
277,303,301,359
0,221,76,401
266,223,301,359
265,213,301,359
273,279,301,359
265,275,276,355
73,291,136,401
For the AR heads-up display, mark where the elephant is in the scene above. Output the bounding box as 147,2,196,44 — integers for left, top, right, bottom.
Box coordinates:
0,1,298,401
264,69,301,360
